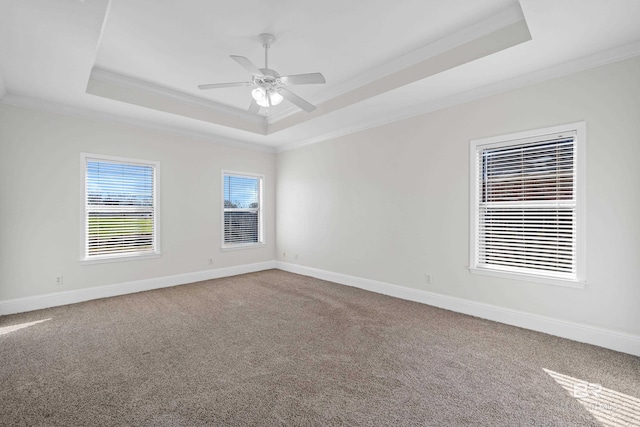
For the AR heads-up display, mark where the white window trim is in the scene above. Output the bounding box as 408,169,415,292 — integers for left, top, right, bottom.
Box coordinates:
468,122,586,288
221,169,265,250
79,153,161,264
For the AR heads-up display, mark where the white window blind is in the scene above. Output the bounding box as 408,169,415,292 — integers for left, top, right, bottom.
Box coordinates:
83,155,158,260
470,125,584,285
223,172,262,247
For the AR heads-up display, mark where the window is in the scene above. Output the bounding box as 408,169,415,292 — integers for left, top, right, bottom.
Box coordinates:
469,123,585,286
81,153,160,261
222,171,263,248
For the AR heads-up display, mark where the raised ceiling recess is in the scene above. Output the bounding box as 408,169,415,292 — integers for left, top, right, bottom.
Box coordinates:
85,1,533,137
2,0,640,150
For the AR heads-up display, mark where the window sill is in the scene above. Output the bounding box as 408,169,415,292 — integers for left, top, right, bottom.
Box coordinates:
80,252,161,265
221,243,266,252
468,267,585,289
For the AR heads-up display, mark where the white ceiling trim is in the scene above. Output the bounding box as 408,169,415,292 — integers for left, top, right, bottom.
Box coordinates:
90,67,265,126
268,2,526,124
268,17,531,135
0,93,275,153
88,2,526,132
3,39,639,156
88,0,113,71
276,39,640,153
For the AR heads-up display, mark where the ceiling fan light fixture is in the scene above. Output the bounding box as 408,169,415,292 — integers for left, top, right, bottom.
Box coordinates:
251,87,266,102
254,88,283,107
269,90,283,105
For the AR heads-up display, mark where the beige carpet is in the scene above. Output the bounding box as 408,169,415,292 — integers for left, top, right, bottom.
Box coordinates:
1,269,638,426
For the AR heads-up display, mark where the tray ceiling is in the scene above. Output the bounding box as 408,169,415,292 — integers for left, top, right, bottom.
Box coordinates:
1,0,640,151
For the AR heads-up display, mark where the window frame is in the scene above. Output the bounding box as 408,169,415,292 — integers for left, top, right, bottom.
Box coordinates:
221,170,265,250
80,153,161,264
468,122,586,288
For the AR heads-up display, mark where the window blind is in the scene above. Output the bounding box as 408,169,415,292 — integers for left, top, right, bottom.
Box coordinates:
476,134,576,279
85,159,156,258
223,174,261,245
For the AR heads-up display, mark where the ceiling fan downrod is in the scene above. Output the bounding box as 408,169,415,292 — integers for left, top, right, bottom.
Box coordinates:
259,33,276,69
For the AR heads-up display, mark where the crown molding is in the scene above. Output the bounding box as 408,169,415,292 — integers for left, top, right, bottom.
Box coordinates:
0,94,276,153
90,67,266,126
268,2,526,124
276,39,640,153
76,3,530,139
268,13,531,135
4,38,639,155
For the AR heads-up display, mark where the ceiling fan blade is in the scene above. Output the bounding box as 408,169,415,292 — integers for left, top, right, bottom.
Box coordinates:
231,55,263,76
279,88,316,112
248,100,260,114
280,73,326,86
198,82,253,90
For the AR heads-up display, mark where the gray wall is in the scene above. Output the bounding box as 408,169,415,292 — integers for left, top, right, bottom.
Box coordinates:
1,56,638,338
0,106,276,300
276,56,640,336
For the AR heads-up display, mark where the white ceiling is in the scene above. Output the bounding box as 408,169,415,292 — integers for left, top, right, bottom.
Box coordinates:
1,0,639,152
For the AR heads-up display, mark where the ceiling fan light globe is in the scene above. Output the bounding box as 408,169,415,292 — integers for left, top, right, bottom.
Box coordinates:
269,90,283,106
251,87,266,102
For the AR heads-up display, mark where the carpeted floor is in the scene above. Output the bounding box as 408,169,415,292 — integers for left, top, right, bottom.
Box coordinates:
1,269,638,426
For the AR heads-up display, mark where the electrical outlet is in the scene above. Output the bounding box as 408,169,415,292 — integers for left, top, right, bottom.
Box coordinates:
424,274,432,284
282,252,286,258
55,275,63,285
295,254,299,260
208,258,214,265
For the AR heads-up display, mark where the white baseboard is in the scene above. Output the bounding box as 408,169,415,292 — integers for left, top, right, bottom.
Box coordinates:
276,261,640,357
0,261,277,316
3,260,638,357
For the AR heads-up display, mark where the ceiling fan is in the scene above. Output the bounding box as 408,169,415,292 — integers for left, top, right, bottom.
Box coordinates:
198,33,326,113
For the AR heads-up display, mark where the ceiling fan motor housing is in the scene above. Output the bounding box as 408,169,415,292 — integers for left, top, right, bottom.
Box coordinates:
255,68,282,90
